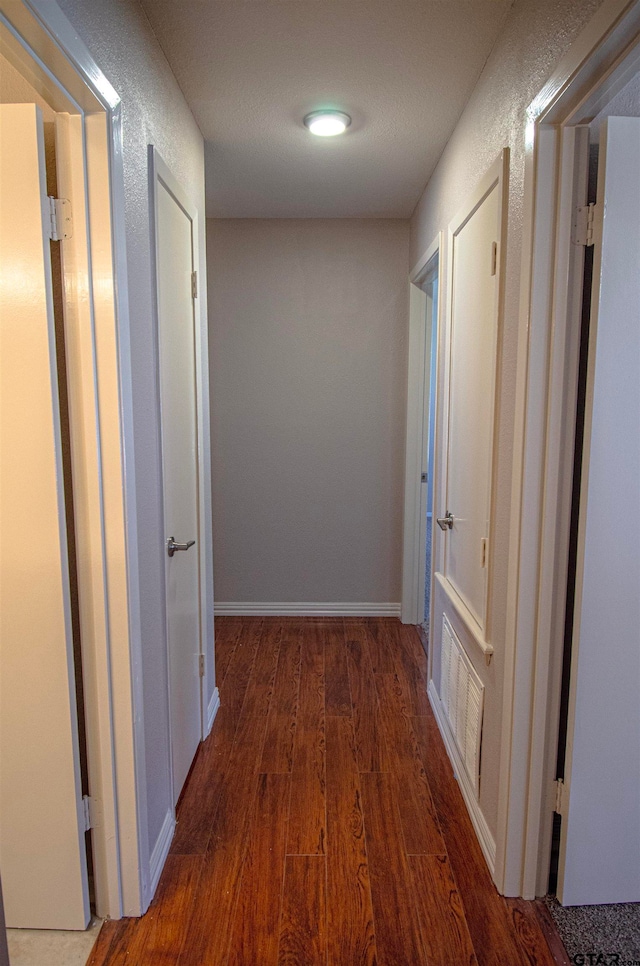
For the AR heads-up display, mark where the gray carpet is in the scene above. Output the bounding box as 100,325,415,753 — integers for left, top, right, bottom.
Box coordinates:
544,896,640,963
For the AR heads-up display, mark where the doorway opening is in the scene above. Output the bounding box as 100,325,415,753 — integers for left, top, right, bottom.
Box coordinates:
542,92,639,959
0,0,145,929
401,236,442,634
420,267,439,637
549,67,640,906
0,25,96,913
503,1,640,903
548,133,599,897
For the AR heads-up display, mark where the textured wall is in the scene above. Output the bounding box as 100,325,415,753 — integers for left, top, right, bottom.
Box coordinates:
208,218,409,605
410,0,605,838
54,0,209,864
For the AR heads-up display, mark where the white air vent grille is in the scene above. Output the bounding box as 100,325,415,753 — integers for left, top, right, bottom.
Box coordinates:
440,614,485,793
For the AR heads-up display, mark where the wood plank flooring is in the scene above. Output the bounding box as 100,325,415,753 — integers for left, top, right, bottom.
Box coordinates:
89,617,561,966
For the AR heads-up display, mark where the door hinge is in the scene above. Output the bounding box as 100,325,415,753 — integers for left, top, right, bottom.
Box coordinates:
191,271,198,299
82,794,93,831
481,537,488,568
572,203,597,247
421,472,428,483
553,778,566,816
490,241,498,276
48,197,72,241
198,653,205,678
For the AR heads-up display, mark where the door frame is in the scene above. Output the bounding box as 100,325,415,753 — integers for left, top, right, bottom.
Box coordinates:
1,0,149,916
496,0,640,898
401,233,443,626
148,147,217,801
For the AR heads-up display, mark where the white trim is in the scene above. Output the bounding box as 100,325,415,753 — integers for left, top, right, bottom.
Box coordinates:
434,573,494,662
148,809,175,899
409,232,440,285
206,687,220,737
22,1,121,110
214,602,402,617
52,110,122,921
497,0,640,899
104,101,149,920
401,282,427,623
401,233,442,625
3,0,147,918
428,680,496,873
188,180,216,742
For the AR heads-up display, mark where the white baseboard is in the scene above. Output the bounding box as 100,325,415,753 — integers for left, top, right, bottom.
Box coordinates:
428,679,496,874
148,807,175,901
206,686,220,736
214,601,401,617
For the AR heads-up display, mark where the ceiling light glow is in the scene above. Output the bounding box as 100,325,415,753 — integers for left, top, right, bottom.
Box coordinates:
304,111,351,137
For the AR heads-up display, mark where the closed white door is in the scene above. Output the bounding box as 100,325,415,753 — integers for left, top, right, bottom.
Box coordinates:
558,116,640,906
154,161,202,804
0,103,90,928
442,167,502,635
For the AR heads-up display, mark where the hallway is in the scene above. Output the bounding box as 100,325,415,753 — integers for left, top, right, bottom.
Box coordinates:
89,618,559,966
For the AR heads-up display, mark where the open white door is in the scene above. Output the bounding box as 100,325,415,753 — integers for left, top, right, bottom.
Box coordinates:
0,104,90,928
558,116,640,906
152,152,203,805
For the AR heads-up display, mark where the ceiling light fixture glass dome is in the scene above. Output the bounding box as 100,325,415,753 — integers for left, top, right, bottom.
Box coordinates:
303,110,351,137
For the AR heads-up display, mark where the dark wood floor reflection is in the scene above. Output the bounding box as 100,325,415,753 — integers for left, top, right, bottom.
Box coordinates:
89,617,560,966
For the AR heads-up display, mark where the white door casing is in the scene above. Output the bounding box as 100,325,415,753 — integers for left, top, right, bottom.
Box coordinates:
558,116,640,906
0,103,90,929
419,272,439,630
152,152,203,805
402,234,442,627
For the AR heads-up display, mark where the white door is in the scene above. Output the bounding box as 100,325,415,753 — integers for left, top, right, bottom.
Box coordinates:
558,117,640,905
441,161,503,637
154,159,202,804
0,103,90,928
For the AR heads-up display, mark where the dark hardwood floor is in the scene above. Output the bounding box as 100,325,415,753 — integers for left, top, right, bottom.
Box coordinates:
88,617,562,966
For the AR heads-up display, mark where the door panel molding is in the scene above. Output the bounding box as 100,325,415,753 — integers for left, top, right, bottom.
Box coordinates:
440,150,509,650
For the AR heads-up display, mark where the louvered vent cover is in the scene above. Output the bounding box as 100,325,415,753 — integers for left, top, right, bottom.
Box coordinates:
440,614,485,794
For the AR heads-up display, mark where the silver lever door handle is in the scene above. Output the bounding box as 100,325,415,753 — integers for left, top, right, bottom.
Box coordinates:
167,536,196,557
436,512,454,531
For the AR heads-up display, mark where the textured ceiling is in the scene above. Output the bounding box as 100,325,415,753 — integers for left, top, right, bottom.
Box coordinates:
140,1,513,218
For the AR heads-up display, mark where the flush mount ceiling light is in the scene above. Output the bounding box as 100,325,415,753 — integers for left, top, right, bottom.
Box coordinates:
303,110,351,137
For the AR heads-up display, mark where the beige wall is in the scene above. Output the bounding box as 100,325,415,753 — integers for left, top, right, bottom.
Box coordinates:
410,0,606,839
208,218,409,606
